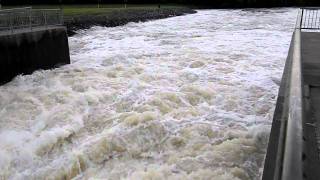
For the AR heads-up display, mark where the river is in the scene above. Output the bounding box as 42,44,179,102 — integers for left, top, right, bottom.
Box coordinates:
0,9,297,180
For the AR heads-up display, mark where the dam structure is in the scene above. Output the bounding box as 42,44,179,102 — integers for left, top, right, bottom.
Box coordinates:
0,7,70,85
263,8,320,180
0,8,298,179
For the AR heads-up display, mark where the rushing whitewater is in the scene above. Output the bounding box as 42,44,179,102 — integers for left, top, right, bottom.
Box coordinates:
0,9,297,180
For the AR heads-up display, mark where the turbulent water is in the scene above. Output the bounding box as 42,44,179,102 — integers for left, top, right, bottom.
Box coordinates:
0,9,297,180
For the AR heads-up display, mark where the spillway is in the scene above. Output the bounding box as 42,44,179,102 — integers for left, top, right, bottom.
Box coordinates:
0,9,297,179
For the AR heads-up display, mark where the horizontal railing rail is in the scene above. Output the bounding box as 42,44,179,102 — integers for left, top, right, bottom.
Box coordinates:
0,7,63,34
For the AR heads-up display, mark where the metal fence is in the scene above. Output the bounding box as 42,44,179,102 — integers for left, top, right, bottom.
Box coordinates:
297,8,320,30
0,7,63,34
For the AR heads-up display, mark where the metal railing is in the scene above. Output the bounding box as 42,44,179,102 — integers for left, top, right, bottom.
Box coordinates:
0,7,63,34
297,7,320,30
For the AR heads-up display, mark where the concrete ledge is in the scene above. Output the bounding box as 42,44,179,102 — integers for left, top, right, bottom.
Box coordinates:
0,27,70,85
262,33,294,180
263,30,304,180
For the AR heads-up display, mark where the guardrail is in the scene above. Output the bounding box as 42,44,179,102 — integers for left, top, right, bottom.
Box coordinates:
262,9,304,180
297,7,320,30
0,7,63,34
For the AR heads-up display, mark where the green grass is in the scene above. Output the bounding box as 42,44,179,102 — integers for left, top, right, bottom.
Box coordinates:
63,8,116,16
3,4,187,16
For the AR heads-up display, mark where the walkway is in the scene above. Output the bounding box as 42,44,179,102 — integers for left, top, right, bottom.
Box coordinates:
301,32,320,180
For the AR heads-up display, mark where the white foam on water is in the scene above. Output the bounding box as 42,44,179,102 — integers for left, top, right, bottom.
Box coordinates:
0,9,297,180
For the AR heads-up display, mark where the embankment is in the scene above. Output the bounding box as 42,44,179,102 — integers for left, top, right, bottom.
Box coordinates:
64,7,196,35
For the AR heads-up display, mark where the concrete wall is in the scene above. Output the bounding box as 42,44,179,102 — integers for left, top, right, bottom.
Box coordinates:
0,27,70,85
262,33,294,180
263,31,320,180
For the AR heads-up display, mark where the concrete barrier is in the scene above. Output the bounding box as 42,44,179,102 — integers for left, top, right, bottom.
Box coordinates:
263,8,320,180
282,29,303,180
262,30,304,180
0,27,70,85
262,32,294,180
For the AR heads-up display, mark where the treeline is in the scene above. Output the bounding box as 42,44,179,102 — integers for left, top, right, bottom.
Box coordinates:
1,0,320,7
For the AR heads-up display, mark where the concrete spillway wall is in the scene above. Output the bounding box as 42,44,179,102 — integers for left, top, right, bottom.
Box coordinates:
0,27,70,85
263,30,304,180
263,30,320,180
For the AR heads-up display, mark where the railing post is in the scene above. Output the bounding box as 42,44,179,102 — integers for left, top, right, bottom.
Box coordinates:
60,8,64,25
10,11,13,34
300,9,304,29
44,11,47,29
29,8,32,31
